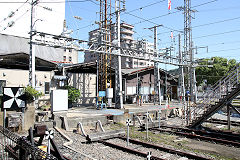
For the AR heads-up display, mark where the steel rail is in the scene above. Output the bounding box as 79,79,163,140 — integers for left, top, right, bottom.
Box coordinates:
159,124,240,141
206,118,240,126
151,128,240,147
118,137,212,160
99,139,165,160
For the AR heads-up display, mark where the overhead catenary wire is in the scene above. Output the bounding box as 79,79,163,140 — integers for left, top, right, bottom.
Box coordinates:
194,29,240,39
123,0,166,14
160,27,240,46
1,8,31,32
122,0,220,37
207,47,240,54
66,0,81,37
131,0,219,26
0,0,29,25
154,15,240,39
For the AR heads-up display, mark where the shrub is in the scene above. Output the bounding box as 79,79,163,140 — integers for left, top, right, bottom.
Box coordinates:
24,86,43,103
64,86,80,103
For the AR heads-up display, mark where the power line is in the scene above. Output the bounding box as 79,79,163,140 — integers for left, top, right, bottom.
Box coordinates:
198,6,240,12
1,8,31,32
132,0,219,25
124,0,220,34
0,0,29,25
208,47,240,53
125,12,181,33
193,16,240,29
201,40,240,47
194,29,240,39
124,0,166,14
155,15,240,37
160,25,240,46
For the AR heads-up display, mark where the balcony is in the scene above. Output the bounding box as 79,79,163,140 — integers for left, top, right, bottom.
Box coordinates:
120,29,134,35
121,35,133,41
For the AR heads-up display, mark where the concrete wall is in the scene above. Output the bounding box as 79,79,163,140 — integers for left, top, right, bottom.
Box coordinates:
68,73,96,106
0,68,53,96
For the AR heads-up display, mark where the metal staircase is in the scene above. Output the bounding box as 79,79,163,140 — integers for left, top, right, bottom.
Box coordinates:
189,63,240,128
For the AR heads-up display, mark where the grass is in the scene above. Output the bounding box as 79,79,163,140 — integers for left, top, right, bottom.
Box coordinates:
107,122,236,160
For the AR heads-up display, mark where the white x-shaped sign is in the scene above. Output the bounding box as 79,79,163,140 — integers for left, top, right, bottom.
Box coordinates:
147,151,151,159
45,130,54,140
126,118,131,126
145,112,149,117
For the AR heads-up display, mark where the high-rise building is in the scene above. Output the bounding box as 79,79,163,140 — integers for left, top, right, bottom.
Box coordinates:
84,23,154,68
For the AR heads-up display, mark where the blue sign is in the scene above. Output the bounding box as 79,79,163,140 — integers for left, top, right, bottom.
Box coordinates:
98,91,106,97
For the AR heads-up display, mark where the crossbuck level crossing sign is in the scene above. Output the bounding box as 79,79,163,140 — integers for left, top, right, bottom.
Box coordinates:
126,118,131,126
3,87,25,109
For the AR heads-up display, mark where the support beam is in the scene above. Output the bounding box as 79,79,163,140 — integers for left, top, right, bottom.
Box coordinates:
229,104,240,115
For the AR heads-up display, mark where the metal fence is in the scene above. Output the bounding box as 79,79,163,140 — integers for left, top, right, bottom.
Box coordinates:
0,125,57,160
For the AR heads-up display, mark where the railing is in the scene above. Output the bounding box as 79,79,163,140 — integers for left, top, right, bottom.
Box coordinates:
191,63,240,122
0,125,57,160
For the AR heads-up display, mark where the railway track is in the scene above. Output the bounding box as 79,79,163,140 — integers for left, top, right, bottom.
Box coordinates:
150,125,240,147
206,118,240,126
99,137,212,160
55,126,213,159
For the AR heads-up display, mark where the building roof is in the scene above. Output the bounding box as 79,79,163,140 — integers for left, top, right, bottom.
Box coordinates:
0,52,58,71
121,67,154,75
64,62,177,82
63,62,98,73
0,33,63,62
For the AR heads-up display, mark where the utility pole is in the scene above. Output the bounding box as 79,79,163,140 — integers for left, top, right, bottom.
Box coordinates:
178,33,186,120
145,25,162,105
115,0,124,109
29,0,38,88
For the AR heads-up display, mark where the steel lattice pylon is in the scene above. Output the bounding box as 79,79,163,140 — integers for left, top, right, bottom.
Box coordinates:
98,0,112,92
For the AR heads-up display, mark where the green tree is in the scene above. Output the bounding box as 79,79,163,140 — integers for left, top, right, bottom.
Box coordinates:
195,57,237,86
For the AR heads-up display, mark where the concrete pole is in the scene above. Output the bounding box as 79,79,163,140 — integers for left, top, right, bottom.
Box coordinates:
154,27,161,105
179,34,186,122
29,0,37,88
115,0,123,109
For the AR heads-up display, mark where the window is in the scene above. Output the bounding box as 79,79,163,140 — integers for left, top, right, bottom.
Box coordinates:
69,49,72,52
69,56,72,62
63,56,66,62
45,82,50,94
0,80,6,95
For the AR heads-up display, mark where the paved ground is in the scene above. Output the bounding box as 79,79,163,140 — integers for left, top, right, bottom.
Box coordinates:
65,102,183,118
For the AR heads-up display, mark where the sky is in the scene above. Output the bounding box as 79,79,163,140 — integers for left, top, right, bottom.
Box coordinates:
65,0,240,70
